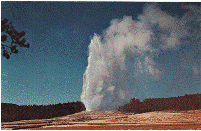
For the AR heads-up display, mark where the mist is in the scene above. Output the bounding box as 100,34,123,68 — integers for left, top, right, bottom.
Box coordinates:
81,3,201,111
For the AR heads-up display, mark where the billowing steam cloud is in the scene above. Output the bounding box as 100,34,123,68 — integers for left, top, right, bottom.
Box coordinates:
81,3,201,111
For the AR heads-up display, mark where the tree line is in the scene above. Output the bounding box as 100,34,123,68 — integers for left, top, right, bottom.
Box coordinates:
118,93,201,113
1,101,86,122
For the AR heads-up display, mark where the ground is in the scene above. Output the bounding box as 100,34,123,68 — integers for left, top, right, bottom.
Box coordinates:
1,109,201,130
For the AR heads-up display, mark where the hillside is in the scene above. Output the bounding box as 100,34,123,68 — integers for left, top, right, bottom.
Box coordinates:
2,93,201,123
118,93,201,113
1,101,86,122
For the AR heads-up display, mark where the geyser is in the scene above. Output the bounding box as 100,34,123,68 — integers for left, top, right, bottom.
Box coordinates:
81,3,201,111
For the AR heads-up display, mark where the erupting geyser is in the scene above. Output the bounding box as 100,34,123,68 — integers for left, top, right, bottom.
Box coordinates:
81,4,201,111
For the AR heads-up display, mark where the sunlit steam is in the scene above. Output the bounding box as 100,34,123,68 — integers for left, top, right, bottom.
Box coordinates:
81,4,201,111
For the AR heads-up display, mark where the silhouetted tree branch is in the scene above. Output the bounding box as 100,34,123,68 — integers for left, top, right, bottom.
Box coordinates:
1,18,30,59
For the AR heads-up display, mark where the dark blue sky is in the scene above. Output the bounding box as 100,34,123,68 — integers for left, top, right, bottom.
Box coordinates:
1,2,200,105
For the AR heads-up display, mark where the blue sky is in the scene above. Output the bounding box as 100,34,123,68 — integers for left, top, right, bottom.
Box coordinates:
1,2,200,106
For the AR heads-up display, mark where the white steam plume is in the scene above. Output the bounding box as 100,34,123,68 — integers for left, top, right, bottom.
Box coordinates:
81,4,201,111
